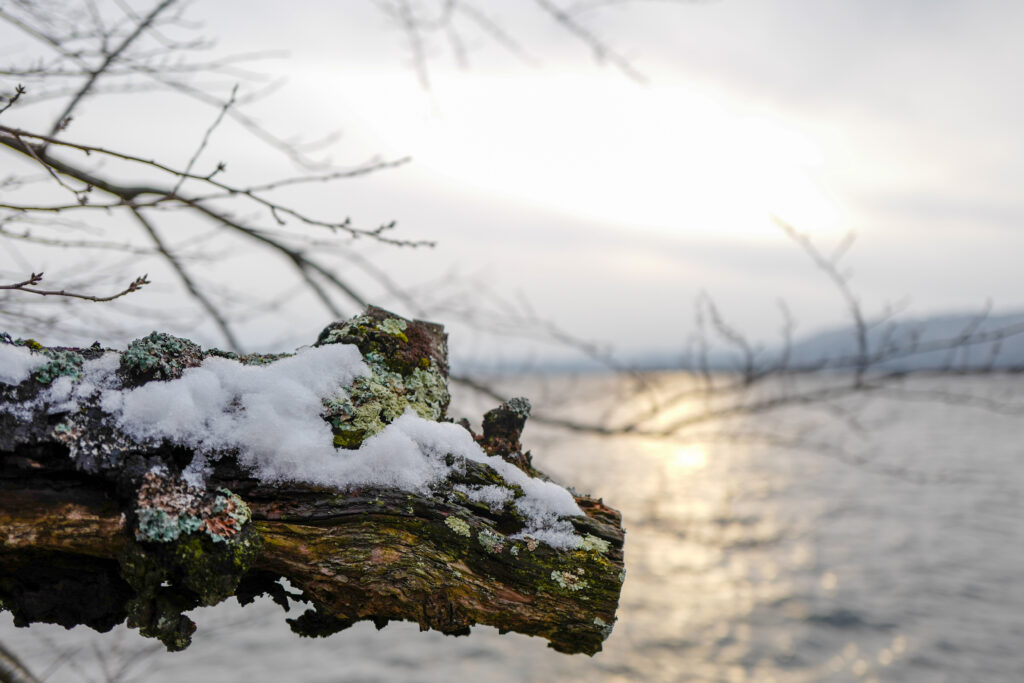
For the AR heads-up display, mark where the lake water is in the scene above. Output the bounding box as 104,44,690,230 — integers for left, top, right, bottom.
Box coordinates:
3,374,1023,682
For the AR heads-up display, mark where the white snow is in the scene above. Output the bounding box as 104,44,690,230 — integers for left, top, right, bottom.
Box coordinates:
453,484,514,511
0,344,48,386
32,343,584,548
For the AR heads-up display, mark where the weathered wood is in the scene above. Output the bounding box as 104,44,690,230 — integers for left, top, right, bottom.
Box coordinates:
0,307,624,655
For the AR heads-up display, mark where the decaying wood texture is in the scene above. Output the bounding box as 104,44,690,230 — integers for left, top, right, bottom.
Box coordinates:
0,307,624,655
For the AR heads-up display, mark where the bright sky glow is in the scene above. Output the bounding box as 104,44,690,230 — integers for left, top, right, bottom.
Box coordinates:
639,440,708,473
309,69,843,241
6,1,1024,356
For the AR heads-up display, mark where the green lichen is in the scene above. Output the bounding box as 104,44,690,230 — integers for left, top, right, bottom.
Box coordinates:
203,348,292,366
52,420,74,435
238,352,293,366
551,568,589,592
594,617,615,640
120,522,262,651
12,337,42,350
317,313,374,347
260,506,622,655
477,527,507,554
378,317,408,339
316,306,448,379
121,331,203,383
172,529,262,602
135,482,251,545
323,350,449,449
135,508,202,543
119,546,195,651
577,534,611,555
32,348,84,384
135,503,243,544
206,490,252,543
445,516,471,537
404,366,448,418
505,396,531,419
121,486,262,651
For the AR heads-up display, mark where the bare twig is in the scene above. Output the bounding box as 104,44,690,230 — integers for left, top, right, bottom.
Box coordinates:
533,0,648,82
395,0,433,91
45,0,178,136
0,83,27,117
775,216,870,385
171,82,237,195
0,124,428,245
128,205,241,351
0,271,149,302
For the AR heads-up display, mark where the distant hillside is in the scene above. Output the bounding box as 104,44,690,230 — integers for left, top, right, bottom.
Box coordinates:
453,312,1024,374
619,311,1024,374
780,311,1024,372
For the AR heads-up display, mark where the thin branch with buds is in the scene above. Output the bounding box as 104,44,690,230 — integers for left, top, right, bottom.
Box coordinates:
0,271,149,302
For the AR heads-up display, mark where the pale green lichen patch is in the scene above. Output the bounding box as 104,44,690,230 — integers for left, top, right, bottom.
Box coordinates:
316,313,376,347
52,420,76,436
121,331,202,384
136,507,202,543
321,314,408,343
377,317,408,338
551,568,589,592
445,516,471,537
404,366,447,417
323,349,449,448
505,396,531,419
241,352,294,366
577,534,611,555
477,527,507,554
32,348,84,384
315,308,452,452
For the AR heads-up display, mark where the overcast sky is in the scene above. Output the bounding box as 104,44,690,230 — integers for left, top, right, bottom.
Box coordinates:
3,1,1023,363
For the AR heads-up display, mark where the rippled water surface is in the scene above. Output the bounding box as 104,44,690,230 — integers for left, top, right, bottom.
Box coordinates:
3,375,1023,682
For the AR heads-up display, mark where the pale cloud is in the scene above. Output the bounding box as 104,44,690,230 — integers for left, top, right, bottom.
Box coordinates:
2,1,1022,358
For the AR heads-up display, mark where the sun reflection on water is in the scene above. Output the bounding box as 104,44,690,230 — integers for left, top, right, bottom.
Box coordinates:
670,445,709,471
3,375,1019,681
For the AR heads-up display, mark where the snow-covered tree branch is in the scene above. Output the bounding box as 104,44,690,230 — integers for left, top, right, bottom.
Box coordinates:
0,307,624,655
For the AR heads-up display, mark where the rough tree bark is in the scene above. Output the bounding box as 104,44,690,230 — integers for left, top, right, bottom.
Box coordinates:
0,307,624,656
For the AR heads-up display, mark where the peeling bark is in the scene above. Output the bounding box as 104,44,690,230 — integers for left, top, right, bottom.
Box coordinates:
0,308,624,655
